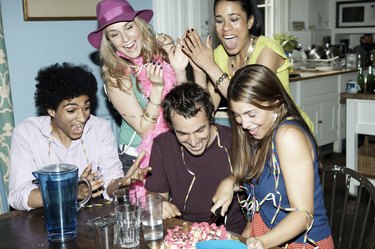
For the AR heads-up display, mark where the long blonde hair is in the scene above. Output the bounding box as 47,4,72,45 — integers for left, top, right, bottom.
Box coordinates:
227,64,317,183
99,17,168,93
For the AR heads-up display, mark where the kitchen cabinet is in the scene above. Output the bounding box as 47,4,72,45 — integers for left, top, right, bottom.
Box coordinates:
290,69,357,151
301,76,338,146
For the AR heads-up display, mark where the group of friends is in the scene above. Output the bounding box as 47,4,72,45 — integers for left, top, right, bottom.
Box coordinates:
8,0,334,248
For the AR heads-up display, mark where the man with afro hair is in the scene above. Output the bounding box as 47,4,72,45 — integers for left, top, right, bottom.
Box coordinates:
9,63,149,210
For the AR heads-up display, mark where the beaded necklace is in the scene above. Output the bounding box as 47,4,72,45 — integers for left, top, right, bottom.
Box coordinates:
230,37,255,77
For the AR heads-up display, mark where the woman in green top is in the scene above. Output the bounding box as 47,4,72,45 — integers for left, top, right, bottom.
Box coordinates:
181,0,313,131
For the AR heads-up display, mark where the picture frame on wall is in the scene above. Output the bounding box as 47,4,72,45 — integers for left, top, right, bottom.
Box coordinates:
292,21,305,31
22,0,100,21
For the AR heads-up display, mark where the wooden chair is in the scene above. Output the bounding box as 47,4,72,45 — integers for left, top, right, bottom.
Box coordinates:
321,165,375,249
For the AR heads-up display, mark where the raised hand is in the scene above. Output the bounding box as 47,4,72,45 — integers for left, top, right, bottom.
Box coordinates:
168,38,189,74
145,60,164,87
181,28,215,72
121,151,151,186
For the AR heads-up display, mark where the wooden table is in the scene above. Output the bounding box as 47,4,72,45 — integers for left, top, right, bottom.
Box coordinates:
341,92,375,193
0,198,247,249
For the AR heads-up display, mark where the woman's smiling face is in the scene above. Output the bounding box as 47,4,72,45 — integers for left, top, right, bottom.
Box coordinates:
214,0,253,56
230,100,274,140
105,21,142,59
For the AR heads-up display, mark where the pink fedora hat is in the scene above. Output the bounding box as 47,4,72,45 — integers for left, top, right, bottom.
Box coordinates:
88,0,153,49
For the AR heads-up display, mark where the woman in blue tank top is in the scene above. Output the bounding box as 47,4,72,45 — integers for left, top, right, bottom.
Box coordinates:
211,64,334,248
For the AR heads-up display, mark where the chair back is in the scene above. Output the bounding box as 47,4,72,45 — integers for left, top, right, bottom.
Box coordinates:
321,165,375,249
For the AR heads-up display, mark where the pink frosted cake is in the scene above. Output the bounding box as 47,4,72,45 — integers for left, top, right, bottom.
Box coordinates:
162,222,231,249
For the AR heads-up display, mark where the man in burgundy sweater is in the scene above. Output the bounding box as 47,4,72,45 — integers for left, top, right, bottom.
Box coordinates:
145,83,246,234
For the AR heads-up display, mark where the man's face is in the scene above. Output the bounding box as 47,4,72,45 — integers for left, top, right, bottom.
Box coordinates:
171,109,215,156
48,95,91,143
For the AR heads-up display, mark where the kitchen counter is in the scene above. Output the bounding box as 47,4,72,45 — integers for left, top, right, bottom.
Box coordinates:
290,68,357,82
341,92,375,102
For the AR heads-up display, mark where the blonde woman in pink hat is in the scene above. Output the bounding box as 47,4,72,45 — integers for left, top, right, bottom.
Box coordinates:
88,0,188,196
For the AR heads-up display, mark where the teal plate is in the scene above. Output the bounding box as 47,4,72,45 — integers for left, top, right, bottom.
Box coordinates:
196,240,247,249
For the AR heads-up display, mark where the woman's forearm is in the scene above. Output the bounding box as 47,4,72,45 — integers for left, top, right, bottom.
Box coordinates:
174,69,188,84
258,211,313,248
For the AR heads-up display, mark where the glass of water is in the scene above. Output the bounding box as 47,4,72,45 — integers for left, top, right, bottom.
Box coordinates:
115,204,141,248
137,194,163,241
112,188,136,207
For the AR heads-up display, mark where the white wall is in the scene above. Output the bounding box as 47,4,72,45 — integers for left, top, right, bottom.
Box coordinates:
152,0,215,42
289,0,375,49
1,0,152,125
289,0,329,30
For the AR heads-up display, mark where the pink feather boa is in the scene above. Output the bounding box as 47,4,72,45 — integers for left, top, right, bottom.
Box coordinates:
116,51,176,198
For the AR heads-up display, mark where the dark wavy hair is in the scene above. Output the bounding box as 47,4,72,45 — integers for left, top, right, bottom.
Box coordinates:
34,62,98,115
163,83,215,129
214,0,264,36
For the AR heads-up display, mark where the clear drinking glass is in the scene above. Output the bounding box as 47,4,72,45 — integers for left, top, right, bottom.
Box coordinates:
138,194,163,241
112,188,136,207
87,215,116,249
115,204,141,248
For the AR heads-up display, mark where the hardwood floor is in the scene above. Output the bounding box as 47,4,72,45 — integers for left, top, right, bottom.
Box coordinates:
321,151,346,167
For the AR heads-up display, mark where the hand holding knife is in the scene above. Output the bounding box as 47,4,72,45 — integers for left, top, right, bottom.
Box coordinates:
209,206,225,225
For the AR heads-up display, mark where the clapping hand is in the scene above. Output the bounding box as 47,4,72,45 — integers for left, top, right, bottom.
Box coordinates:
181,28,215,72
168,38,189,73
145,60,164,87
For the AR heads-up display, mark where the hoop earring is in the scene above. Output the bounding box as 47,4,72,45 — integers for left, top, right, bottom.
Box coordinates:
272,112,278,122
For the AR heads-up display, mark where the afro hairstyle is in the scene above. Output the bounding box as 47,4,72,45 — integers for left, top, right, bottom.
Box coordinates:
34,62,98,115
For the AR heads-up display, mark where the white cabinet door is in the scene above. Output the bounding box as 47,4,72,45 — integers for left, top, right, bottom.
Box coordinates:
303,102,321,141
320,98,338,145
300,76,338,146
303,98,338,146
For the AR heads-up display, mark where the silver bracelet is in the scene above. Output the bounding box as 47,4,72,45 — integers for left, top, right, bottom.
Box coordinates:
214,73,228,90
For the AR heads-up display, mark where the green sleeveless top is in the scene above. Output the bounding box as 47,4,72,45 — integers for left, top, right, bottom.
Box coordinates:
213,36,314,132
119,75,146,147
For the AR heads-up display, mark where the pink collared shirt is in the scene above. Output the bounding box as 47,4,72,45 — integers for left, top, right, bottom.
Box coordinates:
9,115,123,210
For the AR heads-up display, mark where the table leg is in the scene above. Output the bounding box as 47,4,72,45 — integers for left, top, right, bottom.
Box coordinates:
346,99,359,195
